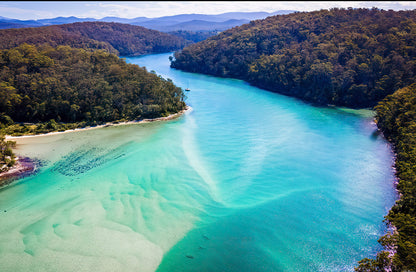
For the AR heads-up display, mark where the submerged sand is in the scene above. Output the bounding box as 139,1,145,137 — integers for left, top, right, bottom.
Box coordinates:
1,106,192,185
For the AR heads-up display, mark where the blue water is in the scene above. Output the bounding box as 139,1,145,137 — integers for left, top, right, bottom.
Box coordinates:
0,53,396,272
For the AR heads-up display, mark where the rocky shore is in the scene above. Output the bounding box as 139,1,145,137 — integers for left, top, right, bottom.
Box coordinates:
0,157,37,188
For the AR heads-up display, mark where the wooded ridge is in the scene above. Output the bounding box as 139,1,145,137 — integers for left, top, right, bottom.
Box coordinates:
171,8,416,109
0,21,190,56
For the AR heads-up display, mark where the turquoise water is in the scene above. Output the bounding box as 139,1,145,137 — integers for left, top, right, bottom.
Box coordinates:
0,53,396,271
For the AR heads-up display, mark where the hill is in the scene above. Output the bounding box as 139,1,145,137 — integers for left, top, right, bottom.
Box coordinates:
0,43,186,133
0,21,189,56
0,20,42,29
0,11,296,28
0,11,296,43
171,8,416,108
154,19,250,32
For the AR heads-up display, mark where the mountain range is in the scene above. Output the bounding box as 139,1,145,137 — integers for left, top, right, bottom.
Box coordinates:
0,11,296,32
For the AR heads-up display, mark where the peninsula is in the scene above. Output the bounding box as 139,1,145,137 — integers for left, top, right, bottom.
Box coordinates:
0,22,189,184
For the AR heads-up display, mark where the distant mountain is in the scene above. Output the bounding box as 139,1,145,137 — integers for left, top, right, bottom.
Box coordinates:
0,18,42,29
130,11,296,31
133,12,256,24
0,11,297,42
151,19,249,32
37,16,97,25
0,21,33,29
0,10,296,30
182,11,296,22
100,16,148,24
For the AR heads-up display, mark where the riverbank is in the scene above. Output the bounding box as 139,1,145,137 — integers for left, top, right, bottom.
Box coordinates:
5,106,192,140
0,157,37,187
1,106,192,185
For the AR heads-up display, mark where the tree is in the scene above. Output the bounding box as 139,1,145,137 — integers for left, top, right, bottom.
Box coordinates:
0,134,16,172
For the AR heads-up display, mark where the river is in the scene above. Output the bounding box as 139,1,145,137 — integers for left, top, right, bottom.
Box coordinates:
0,52,397,271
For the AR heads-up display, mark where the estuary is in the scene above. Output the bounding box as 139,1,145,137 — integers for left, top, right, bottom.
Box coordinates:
0,53,397,272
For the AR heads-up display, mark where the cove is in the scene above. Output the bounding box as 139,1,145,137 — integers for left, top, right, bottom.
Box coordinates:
0,53,397,272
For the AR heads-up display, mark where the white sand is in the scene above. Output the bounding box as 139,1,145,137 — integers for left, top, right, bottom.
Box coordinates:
6,106,192,140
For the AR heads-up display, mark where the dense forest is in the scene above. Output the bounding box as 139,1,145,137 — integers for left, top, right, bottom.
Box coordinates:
356,84,416,271
171,8,416,108
0,21,189,56
0,43,186,135
1,7,415,269
0,21,189,136
167,30,219,43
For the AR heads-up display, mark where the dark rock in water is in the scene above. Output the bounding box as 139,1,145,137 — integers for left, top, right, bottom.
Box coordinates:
371,129,381,140
186,255,194,259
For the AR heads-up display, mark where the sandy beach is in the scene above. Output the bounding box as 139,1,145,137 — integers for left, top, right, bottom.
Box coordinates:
0,106,192,185
5,106,192,140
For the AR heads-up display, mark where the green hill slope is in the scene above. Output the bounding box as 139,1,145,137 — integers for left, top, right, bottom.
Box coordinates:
171,8,416,108
0,21,189,56
0,44,186,134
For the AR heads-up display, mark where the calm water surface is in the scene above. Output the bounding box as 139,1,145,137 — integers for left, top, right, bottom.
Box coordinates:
0,53,397,271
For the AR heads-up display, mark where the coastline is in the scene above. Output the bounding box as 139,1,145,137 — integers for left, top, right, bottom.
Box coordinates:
0,157,37,188
1,106,192,185
5,105,192,140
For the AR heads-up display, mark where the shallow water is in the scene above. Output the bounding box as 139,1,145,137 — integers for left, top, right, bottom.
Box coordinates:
0,53,397,271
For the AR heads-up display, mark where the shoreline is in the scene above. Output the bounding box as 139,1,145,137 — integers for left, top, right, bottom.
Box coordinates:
5,106,192,140
1,106,192,185
0,157,37,188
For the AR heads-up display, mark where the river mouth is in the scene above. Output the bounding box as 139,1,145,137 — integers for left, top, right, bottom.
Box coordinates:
0,53,397,272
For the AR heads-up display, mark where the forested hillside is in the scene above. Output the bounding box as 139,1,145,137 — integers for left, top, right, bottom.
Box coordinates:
171,8,416,108
167,30,219,43
356,84,416,271
0,44,186,135
58,22,190,56
0,21,189,56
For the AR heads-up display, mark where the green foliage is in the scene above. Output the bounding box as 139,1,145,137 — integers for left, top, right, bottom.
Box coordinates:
167,30,219,43
362,83,416,271
0,22,190,56
0,44,186,134
171,8,416,108
58,22,191,56
0,133,16,172
355,251,391,271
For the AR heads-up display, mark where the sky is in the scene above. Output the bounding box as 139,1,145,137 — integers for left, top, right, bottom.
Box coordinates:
0,1,416,20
